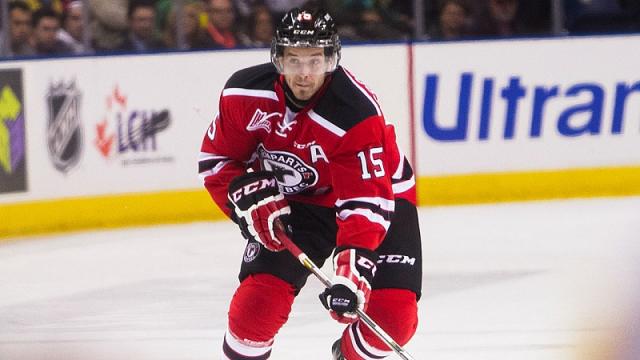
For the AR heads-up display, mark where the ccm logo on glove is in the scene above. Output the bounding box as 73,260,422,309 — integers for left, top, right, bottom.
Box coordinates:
227,171,291,252
230,177,278,202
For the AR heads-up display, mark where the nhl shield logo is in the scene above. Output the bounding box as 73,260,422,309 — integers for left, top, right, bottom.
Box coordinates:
243,242,261,263
47,80,82,173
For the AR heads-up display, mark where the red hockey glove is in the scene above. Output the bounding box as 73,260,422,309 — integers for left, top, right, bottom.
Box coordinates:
227,171,290,252
319,247,377,323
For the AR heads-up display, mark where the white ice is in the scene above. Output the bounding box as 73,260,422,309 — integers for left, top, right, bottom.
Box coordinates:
1,197,640,360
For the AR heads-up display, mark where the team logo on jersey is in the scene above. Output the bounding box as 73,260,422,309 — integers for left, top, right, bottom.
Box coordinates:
243,242,261,263
257,144,318,194
46,80,82,173
247,109,281,133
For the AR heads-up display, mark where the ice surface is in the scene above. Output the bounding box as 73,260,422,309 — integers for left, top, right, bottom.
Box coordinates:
1,197,640,360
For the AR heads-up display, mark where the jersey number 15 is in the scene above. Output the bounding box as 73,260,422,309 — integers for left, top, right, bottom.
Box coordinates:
357,147,385,180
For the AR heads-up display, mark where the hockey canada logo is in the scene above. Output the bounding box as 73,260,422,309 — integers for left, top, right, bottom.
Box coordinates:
47,80,82,173
275,118,297,138
257,144,318,194
243,242,261,263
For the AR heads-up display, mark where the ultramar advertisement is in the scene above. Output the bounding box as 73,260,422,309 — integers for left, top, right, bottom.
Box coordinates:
413,35,640,203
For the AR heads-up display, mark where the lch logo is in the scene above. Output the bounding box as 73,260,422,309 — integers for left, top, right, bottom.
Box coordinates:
95,85,171,160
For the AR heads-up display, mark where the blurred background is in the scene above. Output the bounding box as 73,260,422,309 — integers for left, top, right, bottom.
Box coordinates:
0,0,639,57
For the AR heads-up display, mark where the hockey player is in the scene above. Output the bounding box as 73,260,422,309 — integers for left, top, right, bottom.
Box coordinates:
199,8,422,360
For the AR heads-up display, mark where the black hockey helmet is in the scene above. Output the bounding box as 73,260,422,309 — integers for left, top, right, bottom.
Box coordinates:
271,8,341,74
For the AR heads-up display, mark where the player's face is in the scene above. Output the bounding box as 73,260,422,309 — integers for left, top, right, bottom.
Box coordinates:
282,47,329,101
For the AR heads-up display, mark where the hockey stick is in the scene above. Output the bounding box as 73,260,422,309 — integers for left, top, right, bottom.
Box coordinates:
274,221,416,360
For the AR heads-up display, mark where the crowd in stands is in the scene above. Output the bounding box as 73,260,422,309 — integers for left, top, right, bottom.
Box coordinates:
1,0,639,58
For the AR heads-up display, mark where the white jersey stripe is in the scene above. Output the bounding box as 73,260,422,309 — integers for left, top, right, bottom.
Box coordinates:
308,110,346,137
342,67,382,116
222,88,278,101
392,148,406,180
335,197,395,211
223,331,272,357
337,209,390,231
392,176,415,194
353,323,393,358
346,324,371,360
199,160,231,181
198,151,228,161
345,323,389,360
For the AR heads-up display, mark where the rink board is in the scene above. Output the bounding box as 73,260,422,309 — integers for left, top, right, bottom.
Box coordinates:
2,36,640,237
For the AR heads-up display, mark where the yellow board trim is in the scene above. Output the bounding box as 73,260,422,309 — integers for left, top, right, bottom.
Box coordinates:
2,165,640,240
418,165,640,206
0,189,225,240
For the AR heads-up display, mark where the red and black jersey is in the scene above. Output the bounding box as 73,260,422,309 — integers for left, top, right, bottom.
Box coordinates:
199,63,415,250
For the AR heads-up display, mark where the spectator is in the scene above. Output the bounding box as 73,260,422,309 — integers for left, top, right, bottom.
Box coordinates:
566,0,637,33
322,0,361,40
473,0,526,37
232,0,259,19
621,0,640,30
520,0,551,34
31,6,72,55
56,0,91,54
119,0,165,52
154,0,173,31
323,0,408,40
356,7,407,40
238,4,274,47
202,0,238,49
230,0,297,20
261,0,308,20
163,0,209,50
377,0,415,36
0,1,35,57
23,0,64,14
88,0,128,51
428,0,472,40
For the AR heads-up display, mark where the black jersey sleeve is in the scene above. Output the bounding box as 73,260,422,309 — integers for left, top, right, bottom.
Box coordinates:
224,63,279,91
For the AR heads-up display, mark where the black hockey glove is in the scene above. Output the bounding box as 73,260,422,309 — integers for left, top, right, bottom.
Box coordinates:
227,171,290,252
319,247,377,323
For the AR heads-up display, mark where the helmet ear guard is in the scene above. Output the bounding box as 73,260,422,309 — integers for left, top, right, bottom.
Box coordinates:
271,8,341,74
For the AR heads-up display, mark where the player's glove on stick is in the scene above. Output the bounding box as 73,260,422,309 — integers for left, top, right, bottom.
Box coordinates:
227,171,290,252
320,247,377,323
